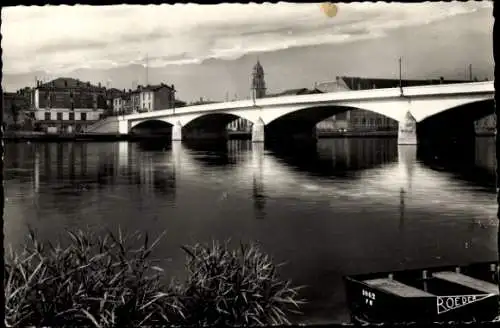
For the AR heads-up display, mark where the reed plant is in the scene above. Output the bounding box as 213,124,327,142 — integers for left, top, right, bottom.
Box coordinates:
179,240,305,326
4,228,183,327
4,228,305,327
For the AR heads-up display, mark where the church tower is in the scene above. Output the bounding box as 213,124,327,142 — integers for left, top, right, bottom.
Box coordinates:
251,59,266,99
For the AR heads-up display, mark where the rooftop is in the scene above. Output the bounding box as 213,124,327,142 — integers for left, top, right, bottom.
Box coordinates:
36,77,105,90
138,83,175,91
338,76,475,90
266,88,323,98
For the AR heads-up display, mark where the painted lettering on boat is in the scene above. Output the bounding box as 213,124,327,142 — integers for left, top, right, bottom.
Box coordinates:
437,294,493,315
362,289,375,306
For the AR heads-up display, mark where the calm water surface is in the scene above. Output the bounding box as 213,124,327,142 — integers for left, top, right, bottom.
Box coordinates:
4,137,497,323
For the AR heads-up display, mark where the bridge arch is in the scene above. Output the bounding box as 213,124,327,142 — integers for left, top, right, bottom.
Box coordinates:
414,98,494,123
129,119,173,136
416,98,494,147
260,98,406,125
130,118,172,130
180,112,255,141
410,96,494,123
263,104,399,142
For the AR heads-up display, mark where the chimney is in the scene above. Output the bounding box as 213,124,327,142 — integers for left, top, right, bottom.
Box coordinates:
98,82,102,88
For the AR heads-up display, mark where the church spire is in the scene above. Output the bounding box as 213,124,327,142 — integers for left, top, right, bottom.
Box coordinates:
251,59,266,99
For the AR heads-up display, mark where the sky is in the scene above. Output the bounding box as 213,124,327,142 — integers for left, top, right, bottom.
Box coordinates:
1,2,494,102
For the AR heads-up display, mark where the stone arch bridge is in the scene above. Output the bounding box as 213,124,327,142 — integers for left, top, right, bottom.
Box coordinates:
86,81,494,145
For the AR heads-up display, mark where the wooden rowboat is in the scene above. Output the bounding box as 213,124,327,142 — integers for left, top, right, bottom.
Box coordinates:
344,261,499,324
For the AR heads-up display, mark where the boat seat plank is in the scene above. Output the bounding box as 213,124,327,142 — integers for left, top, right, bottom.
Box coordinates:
363,278,435,298
432,271,499,295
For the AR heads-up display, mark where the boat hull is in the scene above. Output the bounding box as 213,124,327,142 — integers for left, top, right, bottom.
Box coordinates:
344,261,499,324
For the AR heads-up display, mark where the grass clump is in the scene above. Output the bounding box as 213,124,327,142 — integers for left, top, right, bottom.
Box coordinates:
4,228,182,327
5,228,305,327
179,240,305,326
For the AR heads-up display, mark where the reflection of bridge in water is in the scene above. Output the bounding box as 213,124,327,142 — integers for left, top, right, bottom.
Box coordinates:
168,139,496,225
474,137,496,173
5,137,495,225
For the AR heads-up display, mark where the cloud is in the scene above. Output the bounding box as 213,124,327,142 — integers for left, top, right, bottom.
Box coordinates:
1,2,492,75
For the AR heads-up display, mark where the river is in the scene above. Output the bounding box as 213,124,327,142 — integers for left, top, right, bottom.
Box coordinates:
3,137,498,324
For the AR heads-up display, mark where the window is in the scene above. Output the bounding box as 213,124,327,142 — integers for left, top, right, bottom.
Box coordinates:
45,112,51,121
81,113,87,121
57,113,63,121
69,113,75,121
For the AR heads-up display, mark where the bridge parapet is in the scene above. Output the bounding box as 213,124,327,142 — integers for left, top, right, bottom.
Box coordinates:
112,81,493,146
256,81,494,107
122,82,494,121
403,81,493,97
125,99,256,120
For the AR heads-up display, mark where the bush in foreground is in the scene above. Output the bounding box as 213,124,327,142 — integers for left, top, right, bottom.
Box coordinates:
4,228,305,327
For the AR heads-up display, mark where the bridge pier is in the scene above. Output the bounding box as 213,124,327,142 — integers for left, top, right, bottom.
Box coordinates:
172,121,183,141
252,118,265,143
398,111,418,145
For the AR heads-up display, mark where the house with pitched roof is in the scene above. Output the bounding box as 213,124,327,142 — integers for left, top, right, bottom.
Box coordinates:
112,83,176,114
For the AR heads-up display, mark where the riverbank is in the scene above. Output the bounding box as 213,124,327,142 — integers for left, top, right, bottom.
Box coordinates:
229,131,400,139
3,130,495,142
3,132,132,142
319,130,398,138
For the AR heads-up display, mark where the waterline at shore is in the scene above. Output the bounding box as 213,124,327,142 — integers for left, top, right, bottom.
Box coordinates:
2,130,494,142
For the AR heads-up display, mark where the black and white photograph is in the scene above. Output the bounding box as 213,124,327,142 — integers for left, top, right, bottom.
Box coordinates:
2,1,498,326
